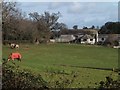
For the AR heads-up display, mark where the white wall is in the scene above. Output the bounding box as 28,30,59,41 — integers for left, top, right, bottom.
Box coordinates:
96,33,98,42
55,35,76,42
50,39,55,43
81,39,95,44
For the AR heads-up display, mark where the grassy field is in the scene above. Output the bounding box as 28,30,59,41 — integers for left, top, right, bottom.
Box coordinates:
2,43,119,88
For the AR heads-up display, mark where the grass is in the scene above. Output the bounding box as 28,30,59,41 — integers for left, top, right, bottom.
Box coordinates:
2,43,119,88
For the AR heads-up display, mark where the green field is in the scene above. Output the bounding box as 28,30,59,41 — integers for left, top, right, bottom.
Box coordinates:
2,44,119,88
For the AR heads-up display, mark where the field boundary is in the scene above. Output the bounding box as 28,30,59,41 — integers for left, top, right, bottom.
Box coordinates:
53,64,118,71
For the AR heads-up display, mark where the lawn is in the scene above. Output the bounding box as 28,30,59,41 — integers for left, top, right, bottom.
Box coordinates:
2,43,119,88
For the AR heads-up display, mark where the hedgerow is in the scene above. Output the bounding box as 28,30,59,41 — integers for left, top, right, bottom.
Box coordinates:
98,75,120,89
2,59,120,89
2,60,49,89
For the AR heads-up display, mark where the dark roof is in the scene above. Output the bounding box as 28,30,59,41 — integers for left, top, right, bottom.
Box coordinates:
60,29,98,35
99,34,120,38
98,34,120,41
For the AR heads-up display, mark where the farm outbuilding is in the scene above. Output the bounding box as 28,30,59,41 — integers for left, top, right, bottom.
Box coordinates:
80,34,95,44
56,35,76,43
98,34,108,43
98,34,120,46
59,29,98,44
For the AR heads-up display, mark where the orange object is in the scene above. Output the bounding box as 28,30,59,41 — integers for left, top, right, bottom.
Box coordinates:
8,53,21,61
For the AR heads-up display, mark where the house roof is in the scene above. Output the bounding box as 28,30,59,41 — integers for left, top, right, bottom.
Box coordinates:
60,35,75,40
98,34,120,42
81,34,94,39
98,34,109,38
60,29,98,35
98,34,120,38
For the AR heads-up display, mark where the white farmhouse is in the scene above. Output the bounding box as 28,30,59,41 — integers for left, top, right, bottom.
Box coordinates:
81,34,95,44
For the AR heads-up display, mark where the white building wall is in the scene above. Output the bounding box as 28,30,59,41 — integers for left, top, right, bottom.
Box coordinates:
81,39,95,44
96,33,98,42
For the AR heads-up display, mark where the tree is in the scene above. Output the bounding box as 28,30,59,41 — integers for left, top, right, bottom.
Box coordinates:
90,25,95,29
51,22,68,31
51,22,68,39
73,25,78,30
96,26,99,29
29,11,61,43
2,2,65,44
18,19,35,42
2,2,23,41
99,22,120,34
83,26,88,29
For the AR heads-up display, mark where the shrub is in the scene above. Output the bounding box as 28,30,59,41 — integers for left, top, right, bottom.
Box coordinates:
2,60,49,89
113,40,119,46
98,76,120,89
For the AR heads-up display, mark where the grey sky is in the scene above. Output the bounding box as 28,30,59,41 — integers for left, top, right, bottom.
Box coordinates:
18,2,118,29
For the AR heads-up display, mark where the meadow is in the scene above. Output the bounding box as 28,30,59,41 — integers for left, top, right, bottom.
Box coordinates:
2,43,119,88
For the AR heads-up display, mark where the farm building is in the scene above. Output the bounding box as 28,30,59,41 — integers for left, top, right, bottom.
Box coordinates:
81,34,95,44
55,29,98,44
56,34,96,44
56,35,76,43
98,34,108,43
98,34,120,46
55,29,120,46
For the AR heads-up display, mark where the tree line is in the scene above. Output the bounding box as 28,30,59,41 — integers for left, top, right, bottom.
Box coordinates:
99,22,120,34
2,2,120,44
2,2,67,44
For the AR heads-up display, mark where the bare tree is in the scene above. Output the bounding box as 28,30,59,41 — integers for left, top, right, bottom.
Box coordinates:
2,2,22,41
29,11,61,43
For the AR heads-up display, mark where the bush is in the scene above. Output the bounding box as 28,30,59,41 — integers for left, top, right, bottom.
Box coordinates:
103,40,119,47
113,40,119,46
98,76,120,89
2,60,49,89
97,41,104,45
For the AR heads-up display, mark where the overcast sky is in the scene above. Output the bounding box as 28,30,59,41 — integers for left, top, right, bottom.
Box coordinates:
18,2,118,29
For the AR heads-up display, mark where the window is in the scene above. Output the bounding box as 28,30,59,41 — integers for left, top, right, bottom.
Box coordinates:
90,39,93,41
83,39,87,41
102,38,104,41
